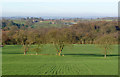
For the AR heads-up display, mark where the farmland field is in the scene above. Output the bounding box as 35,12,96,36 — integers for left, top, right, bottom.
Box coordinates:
2,44,118,75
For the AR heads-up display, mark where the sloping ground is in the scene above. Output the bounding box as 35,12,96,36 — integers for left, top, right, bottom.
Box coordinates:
2,45,118,75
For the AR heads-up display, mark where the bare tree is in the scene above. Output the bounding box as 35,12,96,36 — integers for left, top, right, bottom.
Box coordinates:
95,34,116,58
47,29,66,56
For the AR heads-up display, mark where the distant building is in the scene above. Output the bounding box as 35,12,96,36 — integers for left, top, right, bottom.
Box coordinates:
33,20,38,23
40,21,43,22
49,22,55,24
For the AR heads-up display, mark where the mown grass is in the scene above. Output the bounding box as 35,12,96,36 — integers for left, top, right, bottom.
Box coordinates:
2,44,118,75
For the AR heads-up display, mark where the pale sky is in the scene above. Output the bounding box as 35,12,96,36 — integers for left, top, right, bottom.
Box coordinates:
1,0,119,17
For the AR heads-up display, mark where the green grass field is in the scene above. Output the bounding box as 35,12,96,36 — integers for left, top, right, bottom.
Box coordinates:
2,44,118,75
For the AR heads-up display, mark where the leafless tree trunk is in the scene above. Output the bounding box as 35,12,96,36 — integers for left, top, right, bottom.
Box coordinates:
58,50,61,56
36,52,38,55
104,48,107,58
24,50,26,55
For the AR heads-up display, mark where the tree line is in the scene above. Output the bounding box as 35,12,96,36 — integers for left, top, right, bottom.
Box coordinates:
2,20,119,57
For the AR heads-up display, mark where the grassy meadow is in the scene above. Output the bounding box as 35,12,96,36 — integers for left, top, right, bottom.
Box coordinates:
2,44,118,75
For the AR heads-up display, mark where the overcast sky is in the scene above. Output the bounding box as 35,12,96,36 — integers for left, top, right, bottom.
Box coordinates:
1,0,119,17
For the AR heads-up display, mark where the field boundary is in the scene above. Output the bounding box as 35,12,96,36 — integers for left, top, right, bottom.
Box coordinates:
1,75,119,77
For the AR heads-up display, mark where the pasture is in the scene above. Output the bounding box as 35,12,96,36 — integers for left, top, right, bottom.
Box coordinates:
2,44,118,75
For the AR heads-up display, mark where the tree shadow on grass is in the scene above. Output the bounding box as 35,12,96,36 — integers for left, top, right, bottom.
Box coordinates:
64,54,120,57
2,52,23,54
